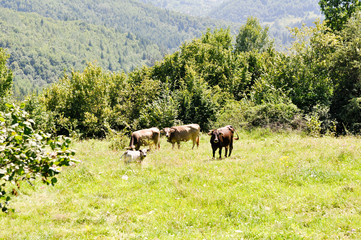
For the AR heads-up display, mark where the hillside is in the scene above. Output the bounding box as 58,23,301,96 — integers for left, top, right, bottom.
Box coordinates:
0,7,162,97
139,0,227,16
0,0,233,51
0,0,236,97
139,0,322,45
209,0,321,23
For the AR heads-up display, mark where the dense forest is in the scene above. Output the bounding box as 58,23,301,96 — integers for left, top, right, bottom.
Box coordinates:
139,0,227,17
0,0,234,97
0,0,231,50
0,8,162,97
140,0,322,46
0,0,323,98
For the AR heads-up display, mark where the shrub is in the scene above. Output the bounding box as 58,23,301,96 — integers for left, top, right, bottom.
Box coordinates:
0,103,77,212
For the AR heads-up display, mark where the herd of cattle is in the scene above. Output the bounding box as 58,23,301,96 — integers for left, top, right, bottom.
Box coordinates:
121,124,239,163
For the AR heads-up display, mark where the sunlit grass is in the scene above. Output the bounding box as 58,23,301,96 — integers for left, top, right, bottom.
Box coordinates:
1,130,361,239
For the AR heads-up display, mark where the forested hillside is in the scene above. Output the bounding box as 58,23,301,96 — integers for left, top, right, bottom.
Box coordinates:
139,0,227,16
0,0,231,50
140,0,322,45
0,7,162,97
0,0,235,97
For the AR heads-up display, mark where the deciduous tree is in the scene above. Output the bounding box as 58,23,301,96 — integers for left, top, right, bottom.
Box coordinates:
319,0,361,31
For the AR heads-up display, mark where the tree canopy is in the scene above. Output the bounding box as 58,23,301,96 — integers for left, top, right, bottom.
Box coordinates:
319,0,361,31
235,17,272,53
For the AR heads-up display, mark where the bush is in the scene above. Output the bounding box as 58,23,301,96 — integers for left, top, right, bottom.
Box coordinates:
245,102,301,129
108,129,131,151
0,103,77,212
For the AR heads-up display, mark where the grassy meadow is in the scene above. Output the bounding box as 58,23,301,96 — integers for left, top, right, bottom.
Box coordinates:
1,129,361,239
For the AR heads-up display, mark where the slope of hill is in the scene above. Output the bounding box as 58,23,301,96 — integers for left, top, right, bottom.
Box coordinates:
0,0,238,98
139,0,227,16
209,0,321,23
138,0,322,46
0,7,162,96
0,0,234,51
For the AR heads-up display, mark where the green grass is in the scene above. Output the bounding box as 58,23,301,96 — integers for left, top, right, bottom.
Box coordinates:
1,130,361,239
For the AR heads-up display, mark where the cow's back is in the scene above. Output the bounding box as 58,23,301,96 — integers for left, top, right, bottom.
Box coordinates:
172,124,200,141
218,126,233,146
129,127,160,149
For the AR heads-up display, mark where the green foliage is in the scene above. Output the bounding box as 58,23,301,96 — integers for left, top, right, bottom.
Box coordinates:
235,17,272,53
42,63,123,137
269,22,336,113
328,12,361,133
0,103,76,212
107,129,131,151
0,0,231,51
0,8,162,98
319,0,361,31
0,48,12,98
216,80,301,130
138,86,179,129
42,63,162,137
0,0,234,98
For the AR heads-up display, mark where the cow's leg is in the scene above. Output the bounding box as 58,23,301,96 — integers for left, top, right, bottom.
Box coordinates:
224,147,228,158
154,138,160,150
135,144,140,151
172,143,175,149
192,137,196,149
196,136,199,148
177,141,181,149
212,147,217,158
219,147,222,159
229,141,233,157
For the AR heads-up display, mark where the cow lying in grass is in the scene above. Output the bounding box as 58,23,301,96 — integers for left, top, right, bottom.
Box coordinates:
121,149,148,163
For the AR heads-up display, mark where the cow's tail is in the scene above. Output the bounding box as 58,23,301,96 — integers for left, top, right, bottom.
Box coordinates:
229,125,240,140
234,129,240,140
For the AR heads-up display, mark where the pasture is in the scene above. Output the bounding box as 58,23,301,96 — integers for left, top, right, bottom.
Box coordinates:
1,130,361,239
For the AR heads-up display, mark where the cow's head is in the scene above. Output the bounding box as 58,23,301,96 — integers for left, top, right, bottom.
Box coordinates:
161,128,172,138
162,127,176,141
208,129,223,144
139,149,148,160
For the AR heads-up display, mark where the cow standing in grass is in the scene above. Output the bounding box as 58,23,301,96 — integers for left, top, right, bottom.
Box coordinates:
128,127,160,150
208,125,239,159
162,124,200,149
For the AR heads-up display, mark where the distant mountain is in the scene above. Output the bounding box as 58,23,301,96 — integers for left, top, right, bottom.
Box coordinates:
139,0,323,46
209,0,321,23
0,0,235,51
0,7,162,96
139,0,227,17
0,0,237,97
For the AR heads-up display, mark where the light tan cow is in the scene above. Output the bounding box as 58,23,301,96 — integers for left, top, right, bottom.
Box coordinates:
162,124,200,149
128,127,160,150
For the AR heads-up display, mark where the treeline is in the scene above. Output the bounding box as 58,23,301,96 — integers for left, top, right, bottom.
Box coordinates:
24,10,361,138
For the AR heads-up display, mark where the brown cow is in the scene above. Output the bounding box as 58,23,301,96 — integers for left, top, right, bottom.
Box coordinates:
208,125,239,159
128,127,160,150
162,124,200,149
